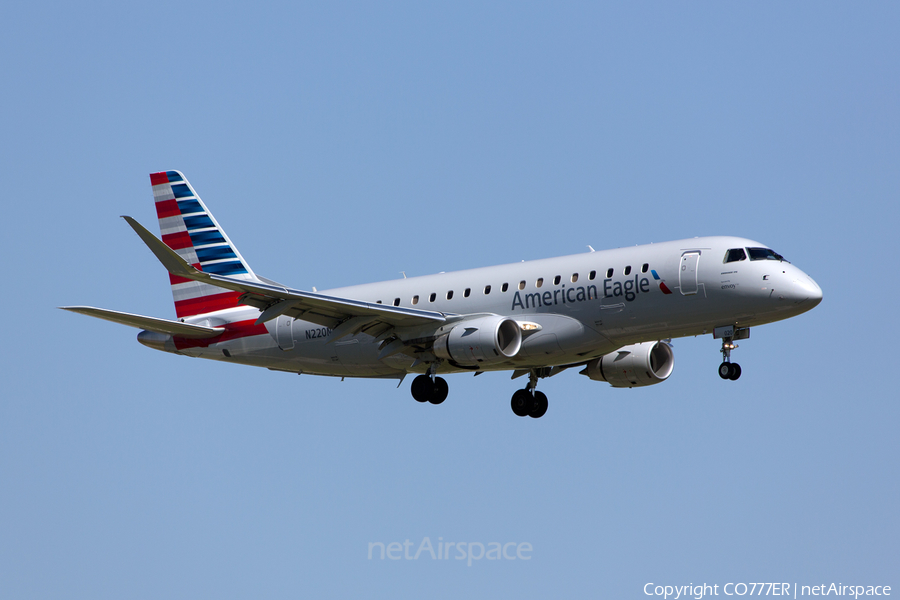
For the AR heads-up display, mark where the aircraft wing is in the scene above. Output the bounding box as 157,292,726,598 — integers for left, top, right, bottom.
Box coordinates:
123,216,448,331
60,306,224,338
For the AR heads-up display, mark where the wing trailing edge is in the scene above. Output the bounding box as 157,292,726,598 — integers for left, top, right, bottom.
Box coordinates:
122,216,449,330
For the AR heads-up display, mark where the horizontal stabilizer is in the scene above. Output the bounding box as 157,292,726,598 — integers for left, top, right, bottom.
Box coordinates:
60,306,224,339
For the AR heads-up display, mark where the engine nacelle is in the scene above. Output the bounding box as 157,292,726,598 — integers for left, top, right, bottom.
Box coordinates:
433,315,522,367
583,341,674,388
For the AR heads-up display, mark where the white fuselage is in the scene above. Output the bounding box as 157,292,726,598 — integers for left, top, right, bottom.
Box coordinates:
160,236,822,378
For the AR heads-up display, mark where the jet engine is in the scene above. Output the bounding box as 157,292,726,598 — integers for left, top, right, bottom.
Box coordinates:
582,341,674,388
433,315,522,367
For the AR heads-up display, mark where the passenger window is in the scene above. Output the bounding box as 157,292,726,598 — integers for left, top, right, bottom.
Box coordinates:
589,270,596,280
624,266,632,276
553,275,561,285
641,263,649,273
606,268,613,278
501,283,509,292
376,300,382,304
446,290,453,300
393,298,400,306
724,248,747,263
484,285,491,295
412,295,419,305
519,280,526,290
571,273,578,283
536,278,543,288
429,293,436,302
464,288,471,298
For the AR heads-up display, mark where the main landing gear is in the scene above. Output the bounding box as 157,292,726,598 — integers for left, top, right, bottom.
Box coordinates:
410,373,449,404
510,371,548,419
410,367,550,418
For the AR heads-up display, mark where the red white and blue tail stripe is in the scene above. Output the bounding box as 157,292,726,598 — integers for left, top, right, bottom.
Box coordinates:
150,170,256,318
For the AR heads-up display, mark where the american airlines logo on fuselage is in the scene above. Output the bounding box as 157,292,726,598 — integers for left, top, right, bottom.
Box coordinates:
511,273,660,311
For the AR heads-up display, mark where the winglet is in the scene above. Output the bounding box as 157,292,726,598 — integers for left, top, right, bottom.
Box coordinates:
122,215,202,280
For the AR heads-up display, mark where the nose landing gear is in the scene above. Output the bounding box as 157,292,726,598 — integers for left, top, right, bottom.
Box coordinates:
715,325,749,381
718,359,741,380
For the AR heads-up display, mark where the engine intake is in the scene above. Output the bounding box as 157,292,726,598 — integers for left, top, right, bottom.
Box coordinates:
433,315,522,367
583,341,674,388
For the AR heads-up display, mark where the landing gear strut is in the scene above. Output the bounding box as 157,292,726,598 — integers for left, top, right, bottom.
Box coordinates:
718,334,742,381
510,370,549,418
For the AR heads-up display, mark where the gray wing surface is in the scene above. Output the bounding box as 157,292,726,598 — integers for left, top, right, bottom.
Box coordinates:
123,216,448,332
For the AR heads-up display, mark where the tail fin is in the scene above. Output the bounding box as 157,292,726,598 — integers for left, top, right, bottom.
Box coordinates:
150,170,256,319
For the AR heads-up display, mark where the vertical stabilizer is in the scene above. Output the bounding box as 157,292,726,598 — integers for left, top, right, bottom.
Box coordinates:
150,170,256,318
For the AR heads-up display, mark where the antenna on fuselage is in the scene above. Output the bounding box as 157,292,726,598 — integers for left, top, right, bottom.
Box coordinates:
587,245,595,253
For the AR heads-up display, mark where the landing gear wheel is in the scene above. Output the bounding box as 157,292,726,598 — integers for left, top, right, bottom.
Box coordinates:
718,332,745,381
511,389,534,417
411,375,431,402
529,391,548,419
429,377,449,404
718,362,733,379
718,362,742,380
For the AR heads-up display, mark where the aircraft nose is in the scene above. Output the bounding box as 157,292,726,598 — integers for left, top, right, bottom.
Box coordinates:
788,271,823,308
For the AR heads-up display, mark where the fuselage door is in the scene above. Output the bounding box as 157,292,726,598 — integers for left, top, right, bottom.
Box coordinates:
275,315,295,350
679,251,700,295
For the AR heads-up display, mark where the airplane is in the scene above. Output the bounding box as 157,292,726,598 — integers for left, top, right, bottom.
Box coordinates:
62,170,823,418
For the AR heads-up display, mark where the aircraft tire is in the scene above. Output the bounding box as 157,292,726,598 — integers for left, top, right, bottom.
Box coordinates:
429,377,449,404
728,363,742,380
511,389,534,417
718,362,733,380
529,391,548,419
411,375,431,402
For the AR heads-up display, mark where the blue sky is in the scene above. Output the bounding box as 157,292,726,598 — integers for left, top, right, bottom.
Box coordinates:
2,2,898,598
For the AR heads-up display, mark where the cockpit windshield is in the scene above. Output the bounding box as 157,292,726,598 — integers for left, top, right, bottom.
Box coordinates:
747,247,787,262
